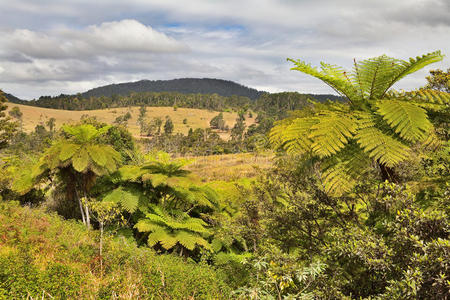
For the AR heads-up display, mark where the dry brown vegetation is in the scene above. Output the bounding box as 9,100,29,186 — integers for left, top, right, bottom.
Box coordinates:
7,104,256,139
185,152,274,182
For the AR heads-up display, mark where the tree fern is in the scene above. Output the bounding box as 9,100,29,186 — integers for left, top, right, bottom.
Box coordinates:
272,52,448,196
14,124,122,228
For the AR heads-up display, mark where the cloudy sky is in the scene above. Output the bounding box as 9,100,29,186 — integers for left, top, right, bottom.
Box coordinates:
0,0,449,99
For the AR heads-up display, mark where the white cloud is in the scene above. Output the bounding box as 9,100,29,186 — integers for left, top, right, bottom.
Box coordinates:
0,0,448,98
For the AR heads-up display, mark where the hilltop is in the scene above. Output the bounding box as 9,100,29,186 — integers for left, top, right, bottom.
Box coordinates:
80,78,265,100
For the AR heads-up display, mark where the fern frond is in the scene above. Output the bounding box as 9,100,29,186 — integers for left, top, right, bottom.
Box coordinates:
392,89,450,105
135,219,164,233
86,145,107,167
309,112,357,157
142,173,169,186
146,228,169,247
376,100,432,142
355,127,410,167
176,230,197,251
103,187,140,213
320,144,370,196
117,165,143,181
270,118,317,155
351,55,400,99
159,232,178,250
288,58,360,102
381,51,444,96
421,130,442,151
72,148,89,172
59,143,80,161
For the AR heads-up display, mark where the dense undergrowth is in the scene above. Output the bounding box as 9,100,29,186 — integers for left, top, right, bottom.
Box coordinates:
0,201,231,299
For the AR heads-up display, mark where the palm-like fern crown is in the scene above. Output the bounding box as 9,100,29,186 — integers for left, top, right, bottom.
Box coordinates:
271,51,450,196
103,153,218,215
37,125,121,176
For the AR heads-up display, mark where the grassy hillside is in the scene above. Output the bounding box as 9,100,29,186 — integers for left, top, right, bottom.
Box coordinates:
6,103,256,138
0,201,231,299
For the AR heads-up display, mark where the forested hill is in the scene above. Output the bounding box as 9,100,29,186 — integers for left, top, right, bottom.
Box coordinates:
81,78,264,100
4,92,24,104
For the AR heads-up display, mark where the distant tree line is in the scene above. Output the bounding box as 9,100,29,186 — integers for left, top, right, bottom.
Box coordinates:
10,90,342,118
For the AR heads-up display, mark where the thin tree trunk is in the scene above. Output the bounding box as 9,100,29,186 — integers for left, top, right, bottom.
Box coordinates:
100,221,103,278
75,189,86,225
84,201,91,229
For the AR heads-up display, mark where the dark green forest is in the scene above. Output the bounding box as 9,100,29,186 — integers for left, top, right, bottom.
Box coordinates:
0,53,449,299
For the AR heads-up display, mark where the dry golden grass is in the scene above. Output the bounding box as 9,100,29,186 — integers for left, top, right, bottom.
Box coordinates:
185,152,274,182
6,104,256,139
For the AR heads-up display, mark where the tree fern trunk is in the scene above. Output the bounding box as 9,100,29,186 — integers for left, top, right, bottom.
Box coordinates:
379,163,399,183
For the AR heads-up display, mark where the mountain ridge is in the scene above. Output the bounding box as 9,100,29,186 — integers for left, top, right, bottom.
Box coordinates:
80,78,265,100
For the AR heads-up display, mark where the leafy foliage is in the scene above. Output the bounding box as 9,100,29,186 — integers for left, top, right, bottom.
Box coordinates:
0,90,17,149
135,205,211,251
272,52,448,196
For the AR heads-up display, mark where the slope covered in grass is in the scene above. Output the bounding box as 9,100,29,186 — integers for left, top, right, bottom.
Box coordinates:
5,103,255,138
0,201,231,299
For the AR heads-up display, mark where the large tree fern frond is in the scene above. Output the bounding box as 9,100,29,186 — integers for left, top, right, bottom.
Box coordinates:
320,145,370,196
376,100,432,142
390,89,450,105
381,51,444,96
135,219,165,233
355,127,410,167
287,58,359,102
309,112,357,158
352,55,401,99
176,231,200,251
269,118,317,155
103,187,140,213
59,143,81,161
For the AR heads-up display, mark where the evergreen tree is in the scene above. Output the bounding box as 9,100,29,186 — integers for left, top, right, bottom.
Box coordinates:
8,107,23,131
164,117,174,135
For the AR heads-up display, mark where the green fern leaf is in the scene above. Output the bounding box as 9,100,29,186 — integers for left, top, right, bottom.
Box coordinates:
86,145,107,166
376,100,432,142
270,118,317,155
118,165,143,181
309,112,357,157
395,89,450,105
59,143,80,161
103,187,140,212
135,219,164,233
142,173,168,186
211,238,223,252
72,148,90,172
355,127,410,167
146,228,168,247
320,145,370,196
160,232,178,250
288,58,360,102
380,51,444,96
176,230,197,250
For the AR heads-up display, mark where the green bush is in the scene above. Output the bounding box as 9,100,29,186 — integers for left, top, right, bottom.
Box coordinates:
0,201,231,299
